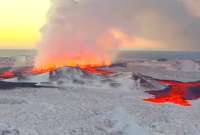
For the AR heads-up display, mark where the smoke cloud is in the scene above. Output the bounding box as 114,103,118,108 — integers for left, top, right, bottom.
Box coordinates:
35,0,140,68
35,0,200,68
179,0,200,18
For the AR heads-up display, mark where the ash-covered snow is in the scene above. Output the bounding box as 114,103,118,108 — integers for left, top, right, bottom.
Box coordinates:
4,73,50,83
0,59,199,135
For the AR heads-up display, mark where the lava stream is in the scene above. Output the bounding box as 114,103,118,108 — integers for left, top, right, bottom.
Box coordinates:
144,79,200,107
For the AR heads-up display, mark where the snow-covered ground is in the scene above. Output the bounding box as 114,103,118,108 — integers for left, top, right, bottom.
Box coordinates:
0,59,200,135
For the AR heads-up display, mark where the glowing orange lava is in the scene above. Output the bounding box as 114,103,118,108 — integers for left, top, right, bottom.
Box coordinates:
81,67,114,75
32,65,114,76
0,71,15,79
35,46,113,71
34,48,114,76
144,80,200,107
31,66,56,75
0,65,113,80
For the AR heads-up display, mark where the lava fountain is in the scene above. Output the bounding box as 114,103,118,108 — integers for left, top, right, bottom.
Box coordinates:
34,0,140,71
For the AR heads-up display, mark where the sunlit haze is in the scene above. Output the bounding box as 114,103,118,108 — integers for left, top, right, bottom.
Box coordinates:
0,0,50,49
0,0,200,51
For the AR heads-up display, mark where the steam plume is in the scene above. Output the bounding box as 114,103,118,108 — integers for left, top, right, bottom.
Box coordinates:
35,0,200,69
35,0,138,68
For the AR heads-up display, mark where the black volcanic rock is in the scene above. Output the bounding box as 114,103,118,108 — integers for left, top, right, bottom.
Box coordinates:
0,81,55,90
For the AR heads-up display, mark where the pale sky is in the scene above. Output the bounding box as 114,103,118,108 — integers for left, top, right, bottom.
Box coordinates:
0,0,199,51
0,0,50,48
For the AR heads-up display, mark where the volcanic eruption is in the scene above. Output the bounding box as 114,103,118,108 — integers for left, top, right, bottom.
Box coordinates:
34,0,143,72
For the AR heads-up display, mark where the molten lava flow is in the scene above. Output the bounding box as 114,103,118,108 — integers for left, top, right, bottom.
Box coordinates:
0,71,15,79
31,66,56,75
81,67,114,76
0,65,113,80
35,43,114,76
33,64,114,76
144,80,200,107
0,66,56,80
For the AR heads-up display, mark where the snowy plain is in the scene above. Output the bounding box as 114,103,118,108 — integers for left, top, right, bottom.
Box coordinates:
0,58,199,135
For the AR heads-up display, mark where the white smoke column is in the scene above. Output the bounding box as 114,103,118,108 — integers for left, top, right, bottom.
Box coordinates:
35,0,137,68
